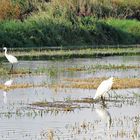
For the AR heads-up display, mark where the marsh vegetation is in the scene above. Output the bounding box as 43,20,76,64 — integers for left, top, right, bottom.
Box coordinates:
0,0,140,139
0,54,140,139
0,0,140,48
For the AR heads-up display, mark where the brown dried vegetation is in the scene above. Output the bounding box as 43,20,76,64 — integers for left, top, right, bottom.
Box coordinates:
0,0,20,20
0,77,139,90
63,77,140,89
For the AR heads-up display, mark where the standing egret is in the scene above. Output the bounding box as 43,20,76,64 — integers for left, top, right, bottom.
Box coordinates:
94,77,114,100
3,47,18,72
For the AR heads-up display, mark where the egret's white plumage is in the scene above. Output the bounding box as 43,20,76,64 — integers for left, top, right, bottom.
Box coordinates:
3,47,18,64
3,47,18,71
4,79,13,87
94,77,114,99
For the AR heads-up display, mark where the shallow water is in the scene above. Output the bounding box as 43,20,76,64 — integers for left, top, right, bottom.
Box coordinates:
0,55,140,140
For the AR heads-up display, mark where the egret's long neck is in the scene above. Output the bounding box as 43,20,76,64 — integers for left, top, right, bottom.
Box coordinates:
4,49,8,56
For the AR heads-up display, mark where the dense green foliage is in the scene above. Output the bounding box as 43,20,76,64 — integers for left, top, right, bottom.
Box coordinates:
0,0,140,48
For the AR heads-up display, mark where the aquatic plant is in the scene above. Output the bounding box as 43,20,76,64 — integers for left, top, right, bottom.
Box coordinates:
64,64,140,72
31,101,80,112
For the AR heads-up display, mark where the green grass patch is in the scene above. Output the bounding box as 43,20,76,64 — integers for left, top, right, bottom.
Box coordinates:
0,16,140,48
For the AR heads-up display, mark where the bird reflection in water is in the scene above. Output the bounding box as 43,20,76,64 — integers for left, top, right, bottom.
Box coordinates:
3,91,7,104
95,106,112,129
3,79,13,104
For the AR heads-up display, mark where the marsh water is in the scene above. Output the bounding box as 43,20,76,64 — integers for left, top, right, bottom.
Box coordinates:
0,55,140,140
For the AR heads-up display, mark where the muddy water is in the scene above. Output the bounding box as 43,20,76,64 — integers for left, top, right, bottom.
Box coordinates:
0,55,140,140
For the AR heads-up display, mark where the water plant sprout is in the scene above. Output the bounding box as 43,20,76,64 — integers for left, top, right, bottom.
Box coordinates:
3,47,18,72
94,77,114,100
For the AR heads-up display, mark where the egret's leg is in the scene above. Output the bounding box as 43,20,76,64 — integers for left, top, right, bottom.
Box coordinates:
101,96,105,101
101,96,106,107
10,64,13,72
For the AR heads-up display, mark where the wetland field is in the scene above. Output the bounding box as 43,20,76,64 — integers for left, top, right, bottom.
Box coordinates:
0,47,140,140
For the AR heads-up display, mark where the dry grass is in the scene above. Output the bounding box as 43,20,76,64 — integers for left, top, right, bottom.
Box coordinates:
63,77,140,89
49,0,140,19
0,83,34,91
0,77,139,90
0,0,20,20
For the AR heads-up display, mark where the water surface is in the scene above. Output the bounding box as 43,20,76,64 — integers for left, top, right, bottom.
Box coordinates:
0,55,140,140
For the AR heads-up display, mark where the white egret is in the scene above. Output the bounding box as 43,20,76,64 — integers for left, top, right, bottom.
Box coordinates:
4,79,13,87
94,77,114,100
3,47,18,72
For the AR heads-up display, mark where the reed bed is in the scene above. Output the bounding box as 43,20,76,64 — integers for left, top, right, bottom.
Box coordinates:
1,77,139,90
63,77,140,89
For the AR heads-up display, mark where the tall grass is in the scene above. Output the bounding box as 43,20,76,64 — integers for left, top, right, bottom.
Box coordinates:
1,0,139,20
0,0,20,20
16,0,140,20
0,14,140,48
0,0,140,47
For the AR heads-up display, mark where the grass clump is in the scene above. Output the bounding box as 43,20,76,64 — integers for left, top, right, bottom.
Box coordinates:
31,101,79,112
0,0,21,20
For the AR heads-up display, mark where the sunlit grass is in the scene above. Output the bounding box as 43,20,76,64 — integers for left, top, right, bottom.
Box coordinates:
63,77,140,89
1,77,139,90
